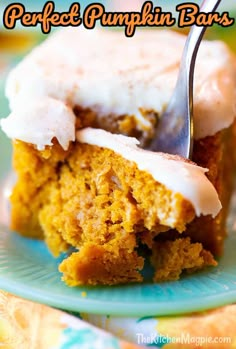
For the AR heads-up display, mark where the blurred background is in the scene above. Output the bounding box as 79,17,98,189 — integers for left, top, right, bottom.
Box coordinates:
0,0,235,49
0,0,235,52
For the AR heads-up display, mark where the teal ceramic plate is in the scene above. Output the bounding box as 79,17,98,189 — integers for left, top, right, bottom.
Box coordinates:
0,190,236,317
1,67,236,318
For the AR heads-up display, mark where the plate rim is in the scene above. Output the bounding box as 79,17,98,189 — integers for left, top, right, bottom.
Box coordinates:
0,227,236,316
1,267,236,317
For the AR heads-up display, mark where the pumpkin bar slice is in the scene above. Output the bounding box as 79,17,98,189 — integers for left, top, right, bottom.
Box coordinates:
1,28,235,285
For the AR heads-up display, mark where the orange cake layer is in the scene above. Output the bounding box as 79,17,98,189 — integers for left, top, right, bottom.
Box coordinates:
188,125,236,256
11,137,218,285
156,123,236,258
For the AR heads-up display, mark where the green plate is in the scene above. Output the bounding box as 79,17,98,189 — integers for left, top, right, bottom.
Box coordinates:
1,56,236,318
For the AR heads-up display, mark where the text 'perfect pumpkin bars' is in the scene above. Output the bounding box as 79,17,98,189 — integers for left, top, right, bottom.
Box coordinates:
1,29,236,286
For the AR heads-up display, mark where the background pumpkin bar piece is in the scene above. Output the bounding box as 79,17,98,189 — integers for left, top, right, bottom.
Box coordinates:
1,29,235,285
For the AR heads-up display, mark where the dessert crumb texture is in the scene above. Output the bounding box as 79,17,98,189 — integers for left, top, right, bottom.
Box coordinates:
152,238,217,282
11,138,218,285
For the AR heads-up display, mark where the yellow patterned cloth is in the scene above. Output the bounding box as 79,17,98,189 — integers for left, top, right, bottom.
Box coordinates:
0,291,140,349
1,291,236,348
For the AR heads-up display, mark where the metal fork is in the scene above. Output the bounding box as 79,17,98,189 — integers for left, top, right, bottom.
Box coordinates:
149,0,221,158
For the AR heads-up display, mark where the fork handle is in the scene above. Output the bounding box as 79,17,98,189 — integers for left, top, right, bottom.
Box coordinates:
149,0,222,158
171,0,222,157
183,0,222,86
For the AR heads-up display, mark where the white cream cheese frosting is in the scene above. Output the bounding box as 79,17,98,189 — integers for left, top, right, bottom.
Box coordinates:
77,127,221,218
0,28,234,218
1,28,236,149
2,98,75,150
